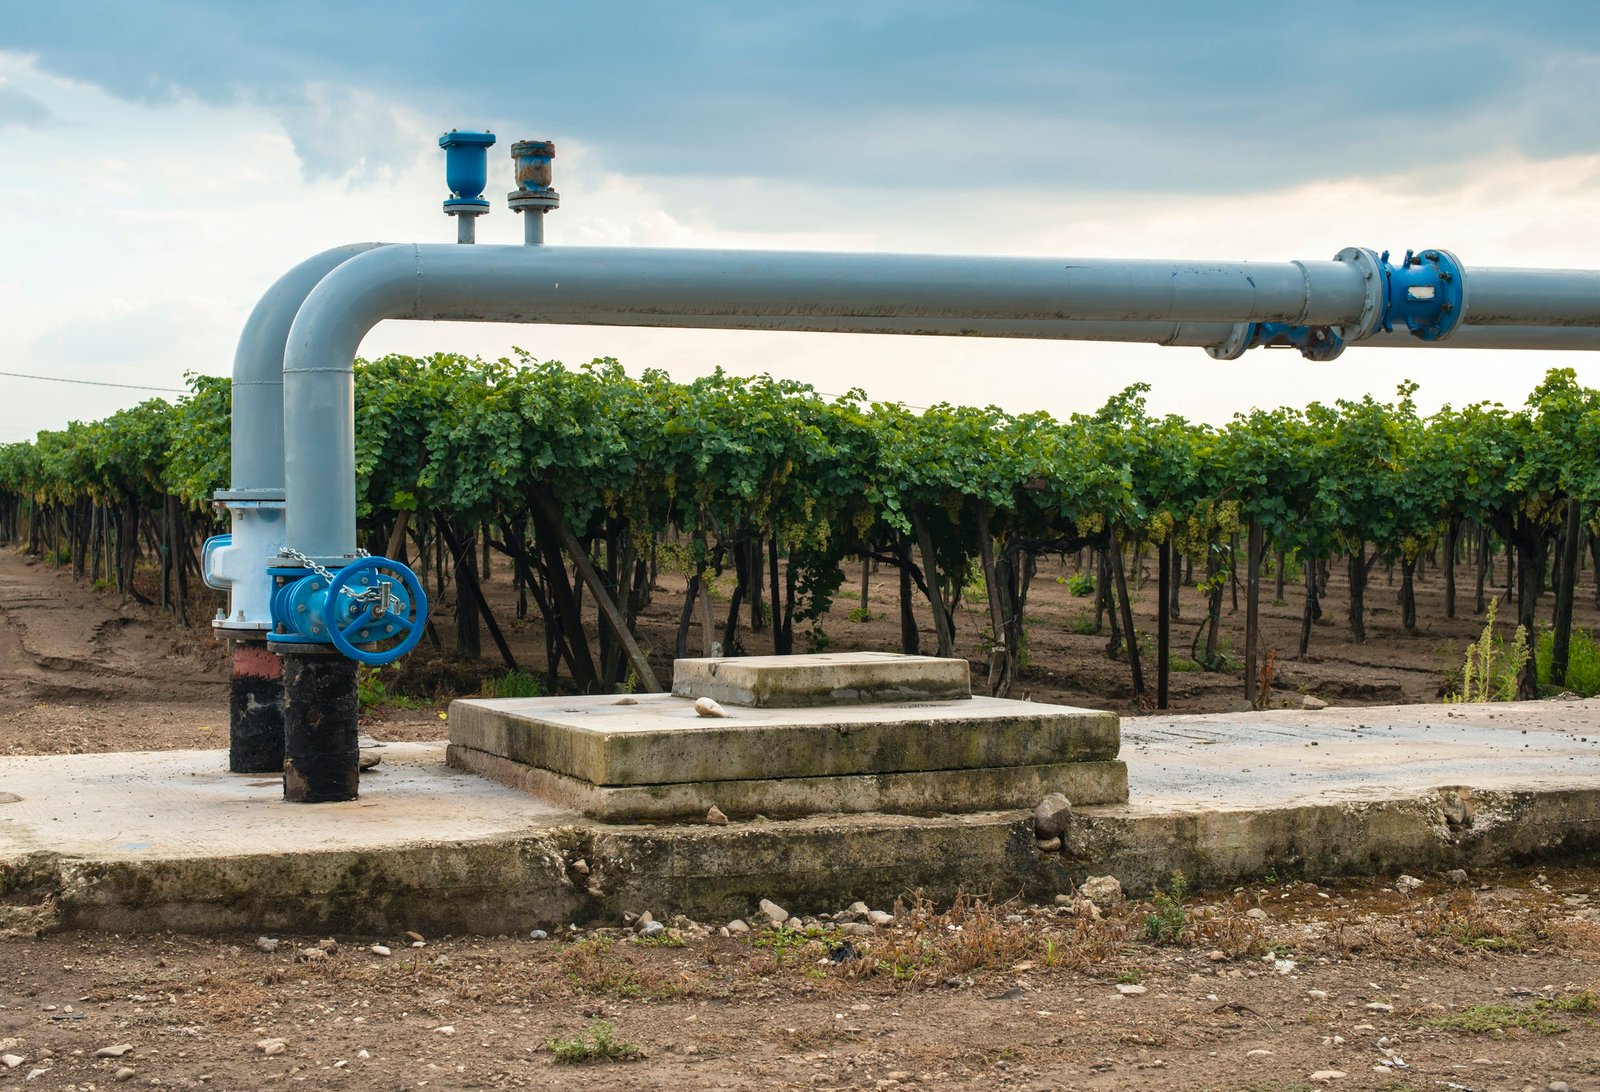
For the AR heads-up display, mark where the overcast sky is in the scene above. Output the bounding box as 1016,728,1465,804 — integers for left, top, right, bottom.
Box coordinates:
4,2,1600,443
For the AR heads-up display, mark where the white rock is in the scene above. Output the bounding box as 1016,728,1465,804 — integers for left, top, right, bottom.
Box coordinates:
726,919,750,935
1246,1049,1274,1058
1079,875,1123,908
256,1038,286,1056
848,901,870,915
1245,908,1268,920
694,697,731,718
1032,792,1073,839
255,937,280,953
1302,694,1329,710
1115,984,1146,995
1310,1071,1346,1082
114,1067,136,1082
356,1049,370,1060
529,929,549,940
1394,875,1423,893
1307,989,1329,1000
370,945,391,957
0,1056,22,1070
434,1025,455,1036
94,1045,134,1058
1274,959,1297,975
866,910,894,927
1365,1001,1394,1013
758,898,790,925
1447,869,1470,885
706,805,729,826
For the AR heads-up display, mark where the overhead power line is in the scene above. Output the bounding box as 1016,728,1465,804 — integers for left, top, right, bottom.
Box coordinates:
0,369,187,393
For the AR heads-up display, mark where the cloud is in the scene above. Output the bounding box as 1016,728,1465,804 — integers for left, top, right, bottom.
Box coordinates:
8,2,1600,193
0,84,52,129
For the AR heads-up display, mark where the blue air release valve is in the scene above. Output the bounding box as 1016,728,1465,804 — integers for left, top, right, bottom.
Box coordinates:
438,129,496,217
269,555,429,666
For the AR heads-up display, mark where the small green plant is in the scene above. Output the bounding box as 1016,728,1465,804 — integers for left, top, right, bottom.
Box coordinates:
92,577,113,591
356,666,424,711
1067,609,1098,635
1115,969,1143,984
1169,657,1203,673
1536,626,1600,696
1066,572,1096,598
484,669,547,699
1448,597,1528,702
805,624,831,653
546,1021,643,1064
1143,871,1189,943
631,931,684,948
847,606,874,623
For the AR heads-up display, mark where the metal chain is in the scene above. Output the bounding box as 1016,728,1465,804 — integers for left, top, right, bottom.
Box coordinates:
279,547,392,606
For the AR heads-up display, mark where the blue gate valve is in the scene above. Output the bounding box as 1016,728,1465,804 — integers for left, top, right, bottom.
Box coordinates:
269,556,429,666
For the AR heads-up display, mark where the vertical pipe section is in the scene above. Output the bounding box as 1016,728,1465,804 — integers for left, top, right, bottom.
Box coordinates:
228,639,285,772
282,652,361,802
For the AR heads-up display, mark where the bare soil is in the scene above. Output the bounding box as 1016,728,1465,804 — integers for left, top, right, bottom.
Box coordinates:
2,547,1599,1089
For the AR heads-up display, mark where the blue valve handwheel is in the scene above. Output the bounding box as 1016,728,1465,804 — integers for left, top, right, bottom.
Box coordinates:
324,556,429,665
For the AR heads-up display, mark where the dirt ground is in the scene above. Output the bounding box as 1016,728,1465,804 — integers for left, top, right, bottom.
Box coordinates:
2,547,1598,1089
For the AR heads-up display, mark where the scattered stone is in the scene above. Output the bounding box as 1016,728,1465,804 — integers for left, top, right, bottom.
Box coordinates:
404,930,424,943
434,1026,455,1036
1310,1071,1346,1082
369,945,391,957
1301,694,1329,710
1,1056,22,1070
529,929,548,941
1035,837,1062,853
1448,869,1470,885
1207,950,1227,962
1054,894,1072,906
1246,1049,1274,1058
1274,959,1296,975
706,805,729,826
255,937,279,953
1549,1082,1572,1092
1032,792,1073,839
693,697,731,718
94,1045,134,1058
296,948,328,964
1365,1002,1395,1013
571,859,590,876
356,1050,370,1060
1395,875,1424,893
25,1068,47,1081
358,750,381,770
316,938,338,952
1307,990,1329,1001
866,910,894,927
1115,984,1146,996
1080,876,1123,908
613,697,638,705
639,921,666,938
1245,908,1268,920
256,1039,286,1056
838,922,873,937
758,899,790,925
114,1067,136,1082
726,919,750,935
848,901,870,916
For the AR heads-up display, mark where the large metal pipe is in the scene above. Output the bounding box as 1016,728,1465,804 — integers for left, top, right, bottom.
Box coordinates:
1464,267,1600,328
281,242,1600,562
227,243,390,498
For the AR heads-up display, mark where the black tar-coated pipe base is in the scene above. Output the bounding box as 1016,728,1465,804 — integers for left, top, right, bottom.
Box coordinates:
229,640,285,773
282,651,360,803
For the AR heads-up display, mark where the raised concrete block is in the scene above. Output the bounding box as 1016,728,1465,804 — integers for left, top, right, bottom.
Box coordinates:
673,652,971,707
447,743,1129,822
448,692,1120,787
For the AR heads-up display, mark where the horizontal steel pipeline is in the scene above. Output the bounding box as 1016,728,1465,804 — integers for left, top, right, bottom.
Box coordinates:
280,243,1600,561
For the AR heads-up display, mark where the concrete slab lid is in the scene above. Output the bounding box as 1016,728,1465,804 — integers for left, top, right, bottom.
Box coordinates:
448,692,1120,786
672,651,971,707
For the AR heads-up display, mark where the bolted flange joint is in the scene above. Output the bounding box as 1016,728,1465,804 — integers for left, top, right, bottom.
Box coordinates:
1380,248,1466,341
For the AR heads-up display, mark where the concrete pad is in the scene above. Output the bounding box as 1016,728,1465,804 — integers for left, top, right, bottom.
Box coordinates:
448,692,1121,786
672,651,971,706
3,700,1598,935
447,742,1128,820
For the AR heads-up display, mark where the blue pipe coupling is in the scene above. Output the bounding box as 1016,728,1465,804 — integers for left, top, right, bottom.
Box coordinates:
1208,246,1465,360
268,556,429,666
